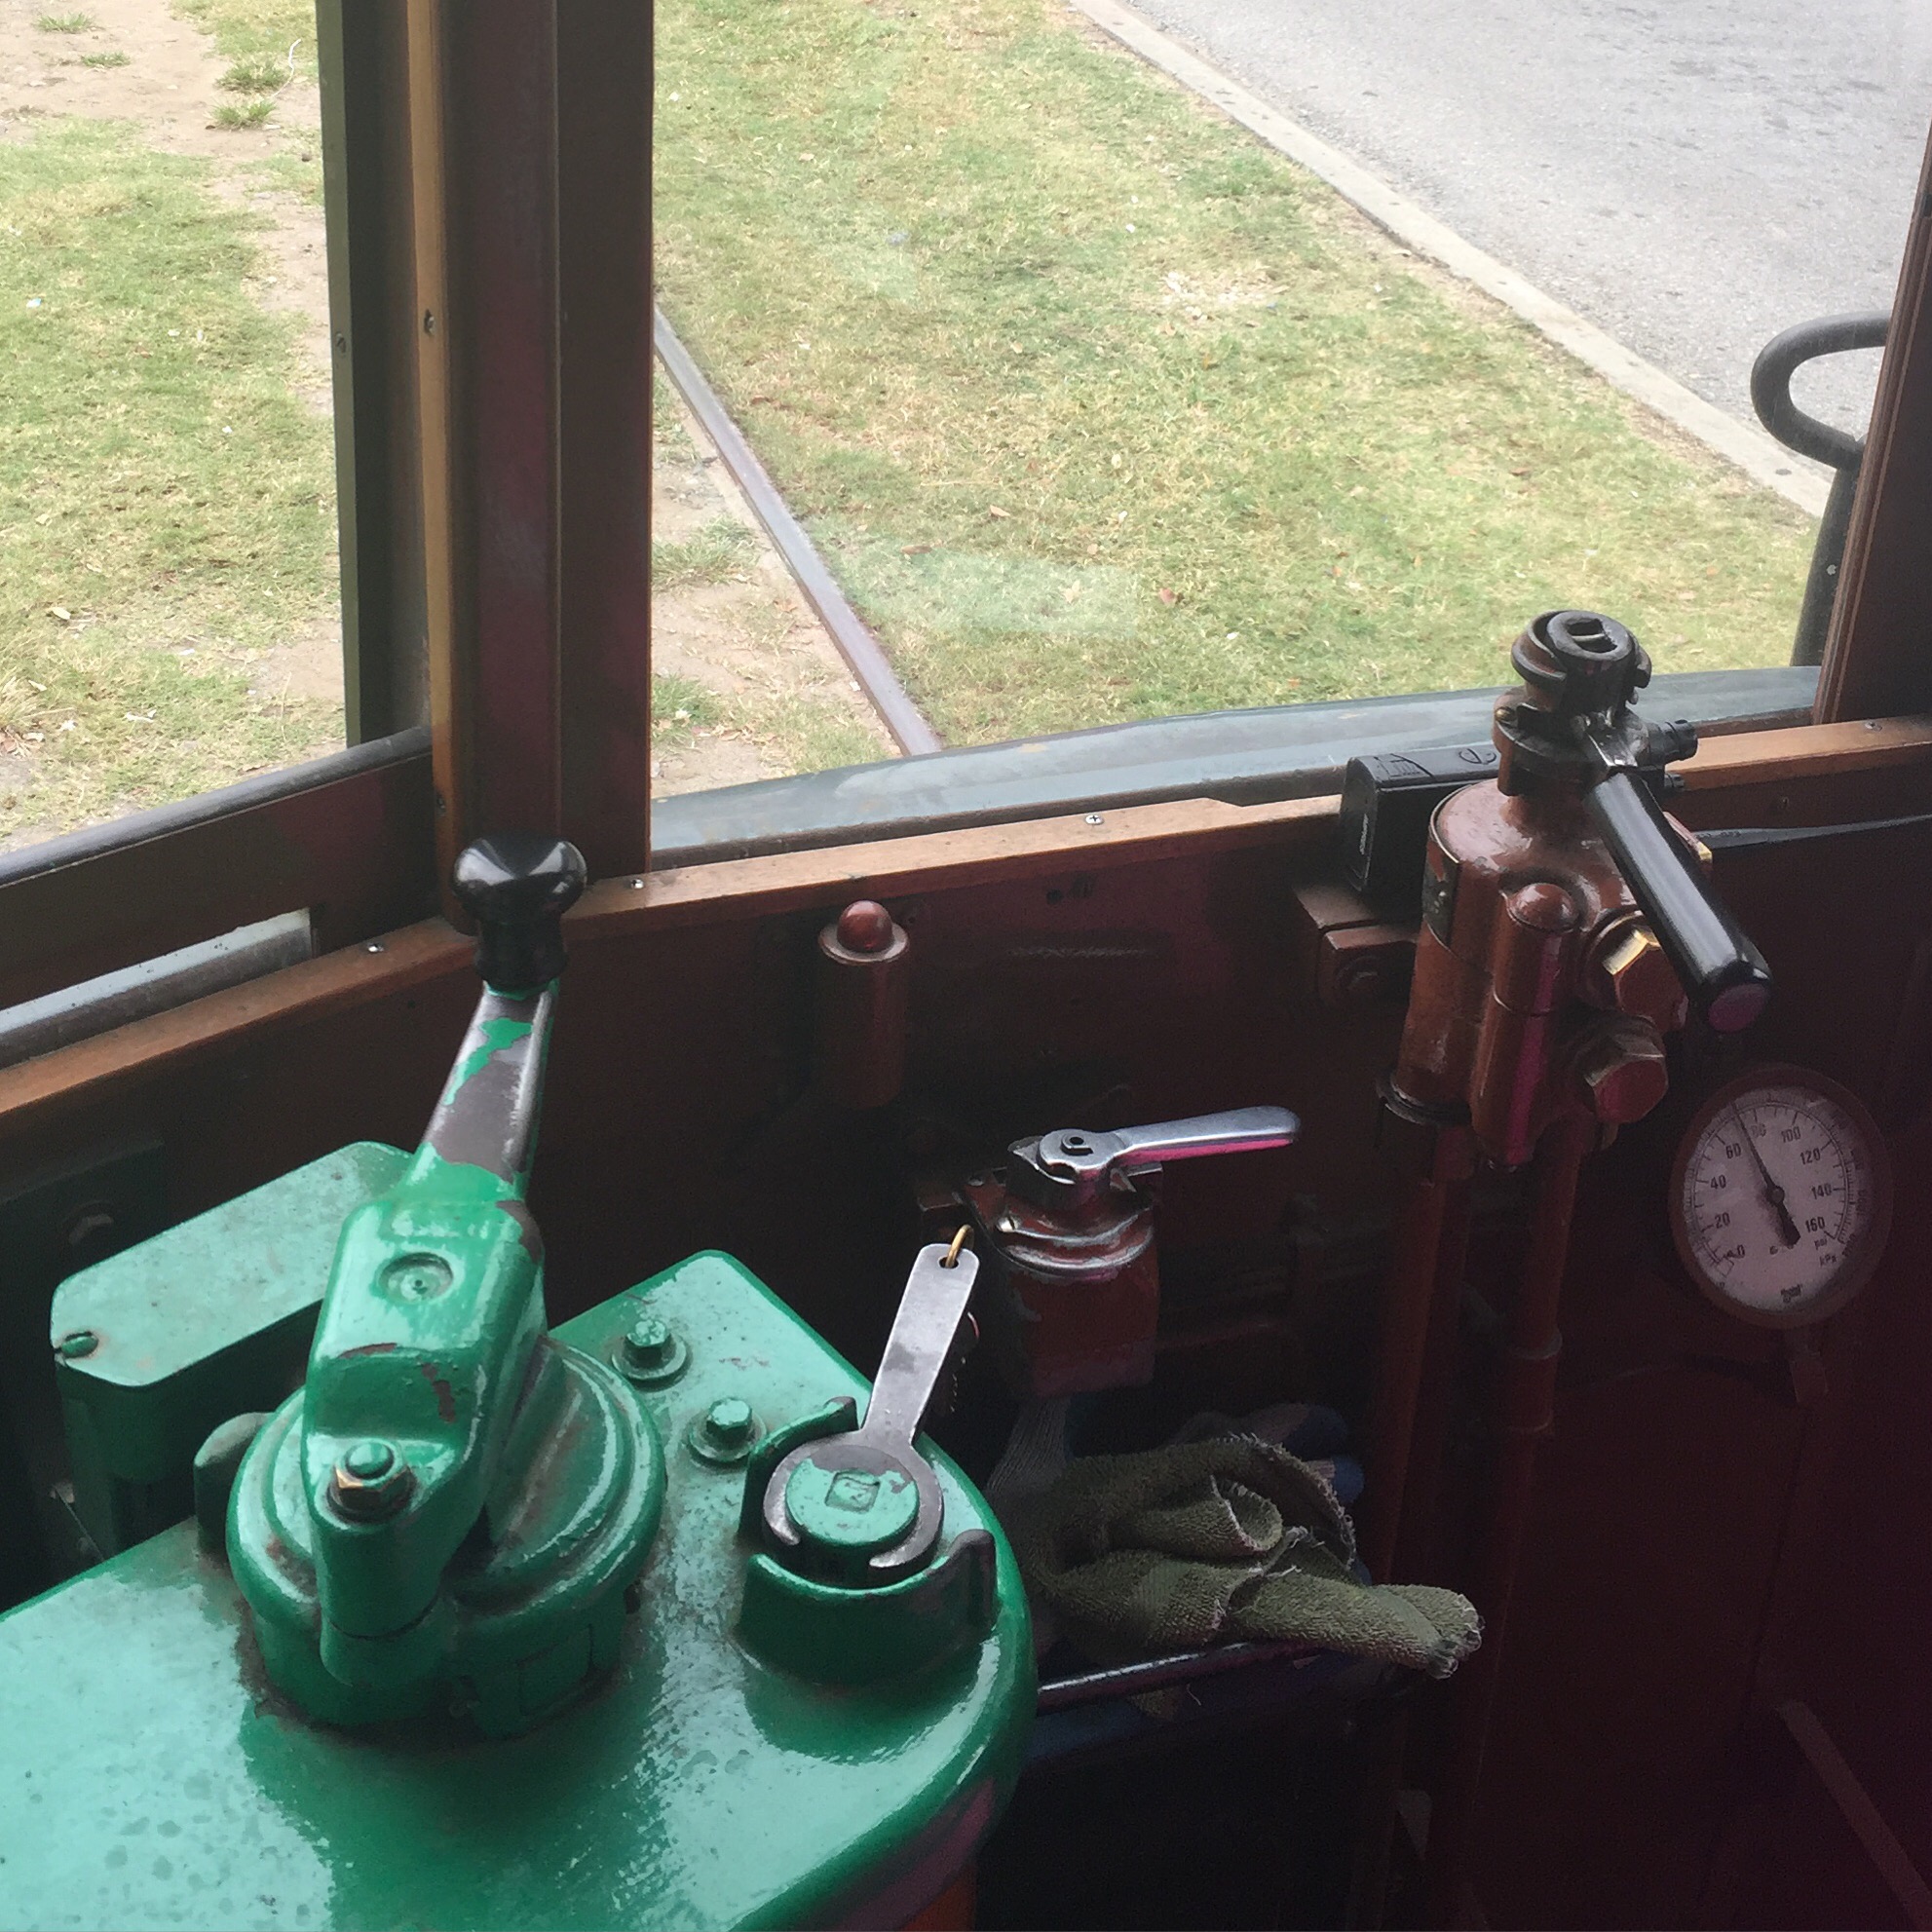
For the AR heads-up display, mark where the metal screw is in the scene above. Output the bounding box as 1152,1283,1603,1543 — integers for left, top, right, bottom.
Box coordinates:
689,1396,759,1465
343,1440,394,1481
422,309,436,335
330,1438,413,1519
365,942,385,955
56,1330,97,1360
380,1253,452,1301
1337,959,1385,1004
617,1312,688,1386
333,332,347,355
1083,813,1105,826
706,1398,753,1447
628,877,646,890
626,1315,672,1364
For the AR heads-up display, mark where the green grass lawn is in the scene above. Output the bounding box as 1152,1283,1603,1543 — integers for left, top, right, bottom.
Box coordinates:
172,0,312,86
0,118,339,836
0,95,823,841
654,0,1815,744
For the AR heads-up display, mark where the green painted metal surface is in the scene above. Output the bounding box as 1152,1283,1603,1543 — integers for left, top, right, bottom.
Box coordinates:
223,978,664,1734
0,1251,1035,1930
50,1143,409,1554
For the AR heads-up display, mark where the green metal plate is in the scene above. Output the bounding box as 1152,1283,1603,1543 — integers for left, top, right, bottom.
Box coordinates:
52,1145,410,1396
50,1144,411,1555
0,1251,1033,1931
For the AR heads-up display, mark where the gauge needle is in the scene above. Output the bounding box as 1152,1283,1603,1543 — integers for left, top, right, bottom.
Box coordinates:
1733,1107,1801,1248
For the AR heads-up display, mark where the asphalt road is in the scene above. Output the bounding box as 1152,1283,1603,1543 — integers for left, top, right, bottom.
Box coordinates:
1123,0,1932,440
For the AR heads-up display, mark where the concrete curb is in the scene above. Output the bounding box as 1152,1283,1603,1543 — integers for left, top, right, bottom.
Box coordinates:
1069,0,1830,519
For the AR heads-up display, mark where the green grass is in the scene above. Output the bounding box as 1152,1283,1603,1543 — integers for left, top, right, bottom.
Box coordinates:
170,0,310,81
652,519,758,590
35,13,95,32
247,144,322,206
655,0,1813,743
653,370,697,465
0,119,339,837
650,659,880,780
218,54,287,94
212,98,274,131
651,673,725,745
78,50,130,68
735,695,884,773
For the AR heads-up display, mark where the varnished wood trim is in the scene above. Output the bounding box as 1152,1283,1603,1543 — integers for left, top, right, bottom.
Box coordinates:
405,0,458,896
578,793,1339,936
1678,714,1932,788
7,717,1932,1134
1816,114,1932,724
0,919,467,1129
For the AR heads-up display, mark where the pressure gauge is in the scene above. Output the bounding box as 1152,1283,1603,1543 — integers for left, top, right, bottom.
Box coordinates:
1670,1067,1892,1327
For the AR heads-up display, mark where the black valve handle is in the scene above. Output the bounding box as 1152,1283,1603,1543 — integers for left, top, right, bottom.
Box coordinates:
450,834,588,992
1583,769,1770,1034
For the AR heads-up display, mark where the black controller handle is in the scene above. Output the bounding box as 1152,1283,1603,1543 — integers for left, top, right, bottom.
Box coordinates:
450,835,588,992
1584,770,1771,1034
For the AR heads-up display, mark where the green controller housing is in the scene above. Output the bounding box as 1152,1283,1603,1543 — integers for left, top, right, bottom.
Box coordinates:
1,1239,1033,1930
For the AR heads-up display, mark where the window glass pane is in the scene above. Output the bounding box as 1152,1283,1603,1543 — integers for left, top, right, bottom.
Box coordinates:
652,0,1898,781
1,1,339,852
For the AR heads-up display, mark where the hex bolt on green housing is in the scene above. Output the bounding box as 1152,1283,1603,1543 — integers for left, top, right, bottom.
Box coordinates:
1,837,1033,1929
688,1394,760,1464
617,1310,688,1385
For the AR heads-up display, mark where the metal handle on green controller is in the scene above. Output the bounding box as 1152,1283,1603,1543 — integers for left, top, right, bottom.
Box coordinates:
300,834,587,1676
761,1243,978,1583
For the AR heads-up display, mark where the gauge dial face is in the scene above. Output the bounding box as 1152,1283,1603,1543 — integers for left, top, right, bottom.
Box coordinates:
1671,1067,1892,1326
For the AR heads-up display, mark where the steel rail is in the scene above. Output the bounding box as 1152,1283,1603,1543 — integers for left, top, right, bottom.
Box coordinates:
652,311,942,758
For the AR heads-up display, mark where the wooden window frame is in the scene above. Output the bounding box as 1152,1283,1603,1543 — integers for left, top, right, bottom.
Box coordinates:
0,6,1924,1023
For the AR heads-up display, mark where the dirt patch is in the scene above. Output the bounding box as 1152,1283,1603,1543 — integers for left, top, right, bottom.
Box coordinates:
650,382,895,795
0,0,329,401
253,613,341,705
1,0,337,739
1,0,897,814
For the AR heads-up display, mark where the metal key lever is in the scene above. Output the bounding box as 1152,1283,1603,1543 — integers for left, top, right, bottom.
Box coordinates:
762,1243,980,1584
1008,1105,1300,1211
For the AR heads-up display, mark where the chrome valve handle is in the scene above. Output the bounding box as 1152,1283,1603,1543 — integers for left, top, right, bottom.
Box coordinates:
1006,1106,1300,1211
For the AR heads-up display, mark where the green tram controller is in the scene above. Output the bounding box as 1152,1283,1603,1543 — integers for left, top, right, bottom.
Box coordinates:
0,838,1034,1930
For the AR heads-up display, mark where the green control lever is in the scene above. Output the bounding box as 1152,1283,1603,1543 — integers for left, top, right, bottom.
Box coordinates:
760,1241,979,1584
228,835,666,1732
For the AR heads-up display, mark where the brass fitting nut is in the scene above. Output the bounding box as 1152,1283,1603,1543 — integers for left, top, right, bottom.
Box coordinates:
1573,1019,1670,1125
329,1438,415,1520
1589,918,1687,1032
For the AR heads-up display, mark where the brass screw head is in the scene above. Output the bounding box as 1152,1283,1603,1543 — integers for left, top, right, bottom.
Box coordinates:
1576,1021,1670,1124
1595,919,1687,1032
